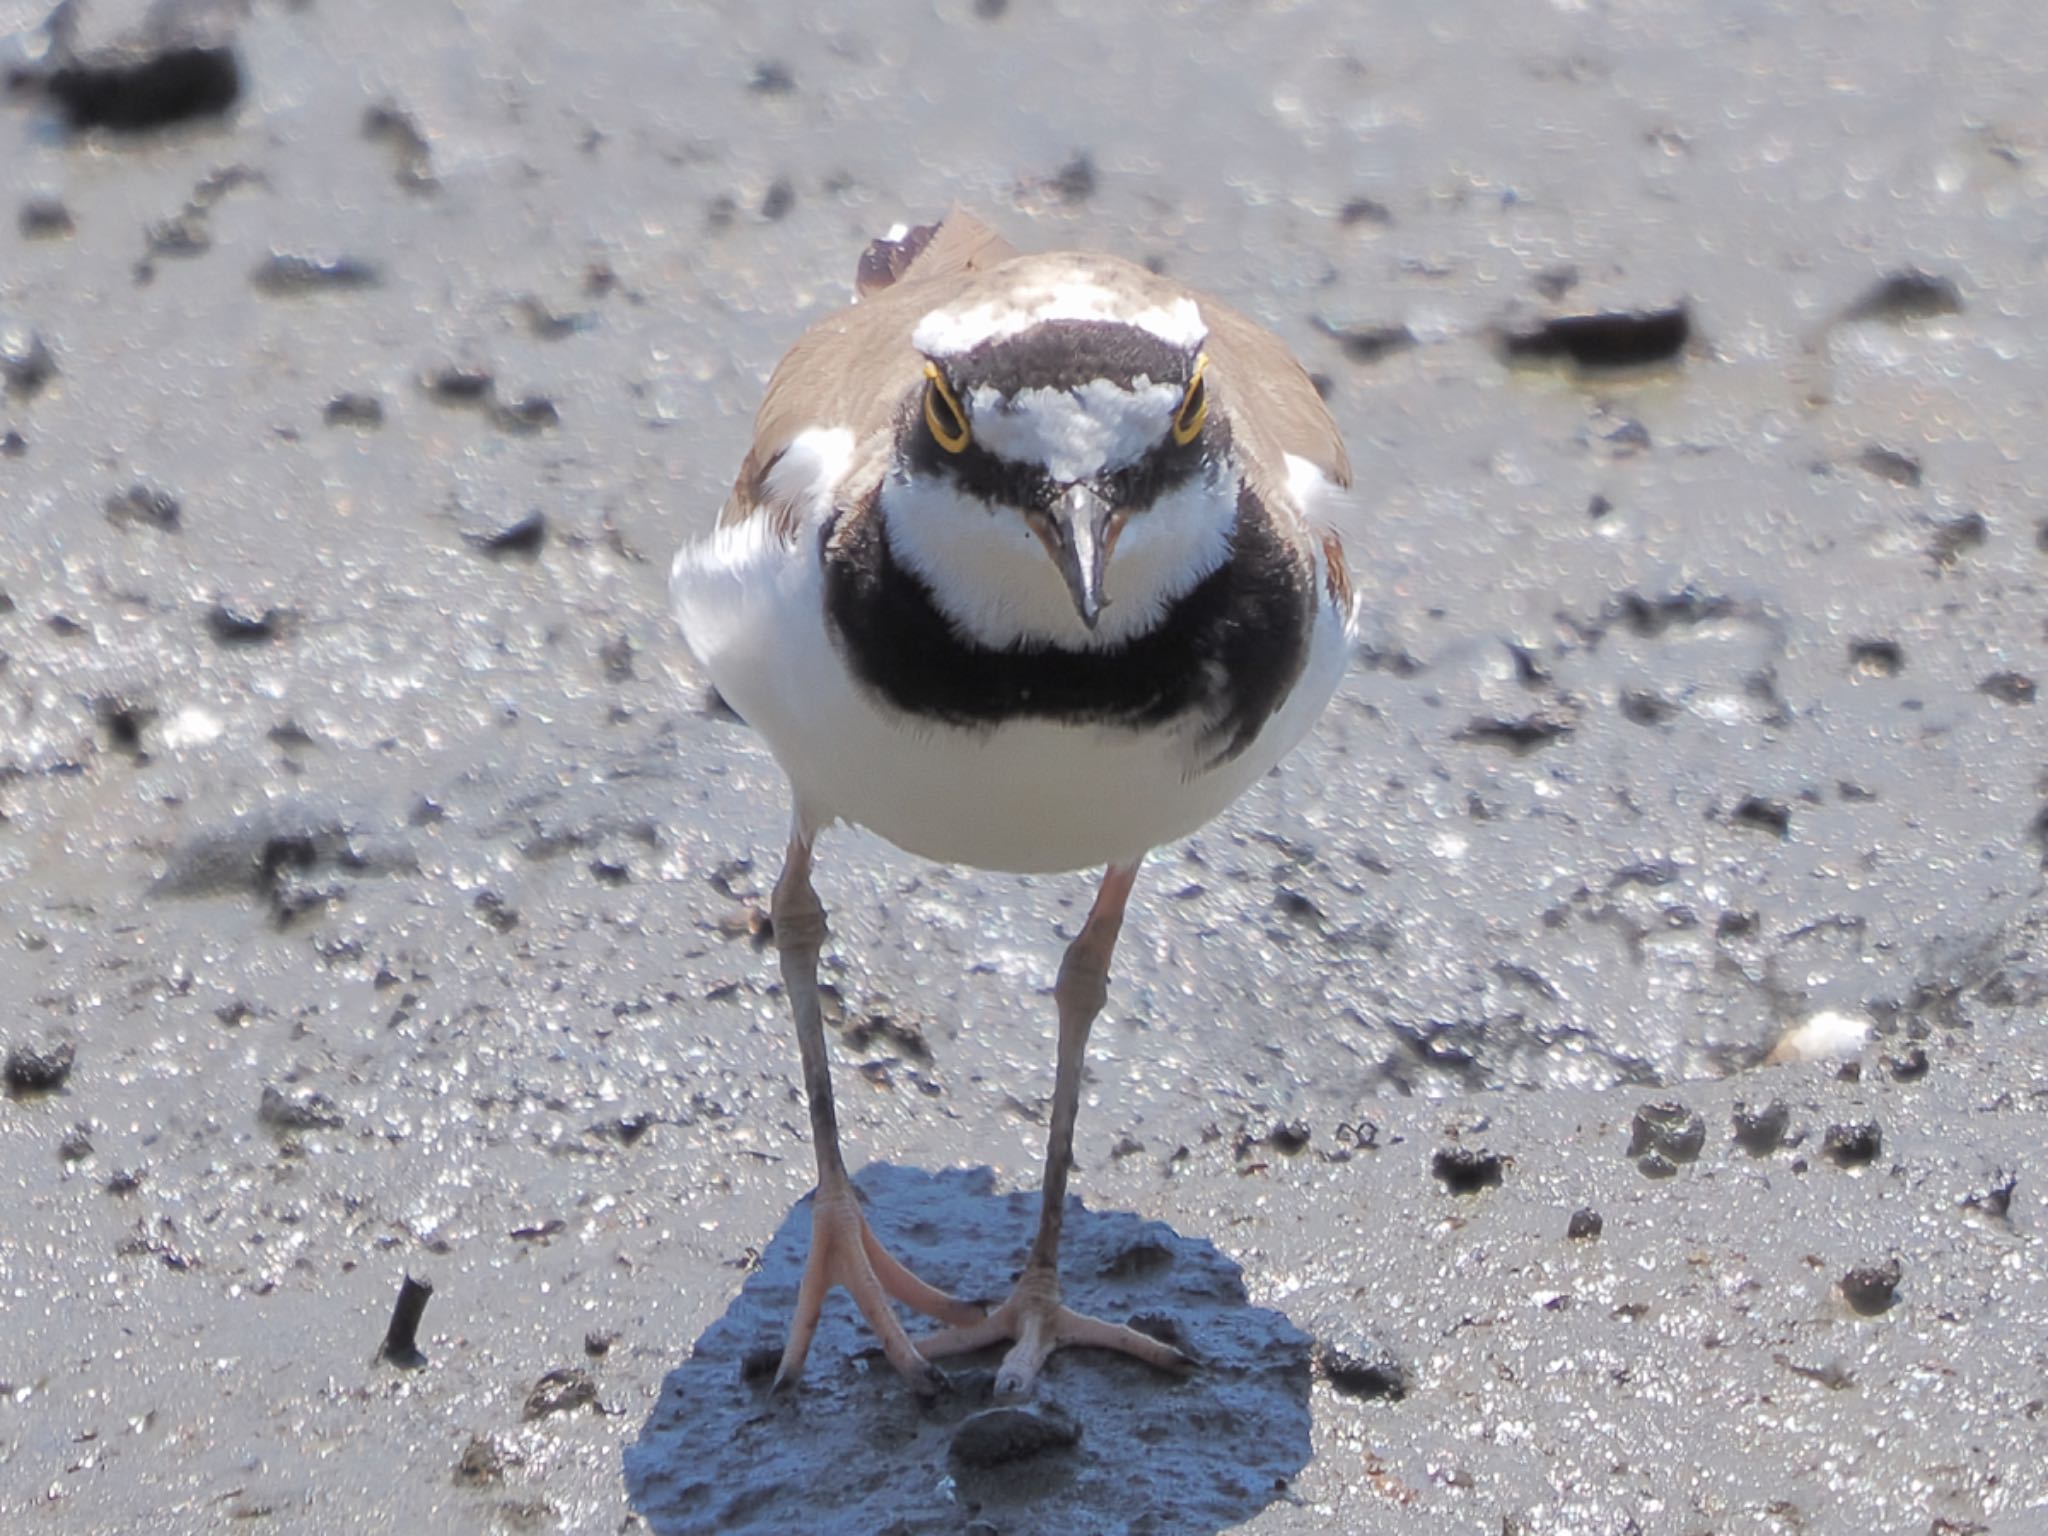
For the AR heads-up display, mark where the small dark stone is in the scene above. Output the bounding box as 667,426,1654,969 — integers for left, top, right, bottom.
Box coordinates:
466,510,547,557
1841,269,1963,324
1603,418,1651,454
5,1039,76,1093
324,393,384,428
258,1084,343,1131
1619,688,1677,726
1823,1120,1882,1166
589,858,631,886
949,1404,1081,1468
1928,511,1988,566
1316,319,1415,364
206,603,284,645
1269,1119,1311,1154
105,1168,144,1195
1839,1259,1902,1315
1587,492,1613,519
42,46,242,134
522,1367,600,1421
759,178,795,222
250,253,383,296
1431,1146,1504,1193
424,365,494,403
453,1435,507,1486
491,395,560,434
1856,445,1922,486
2,326,57,397
1717,910,1759,939
1339,196,1393,227
1884,1046,1929,1081
1454,714,1573,753
747,61,796,95
362,103,436,191
19,197,74,238
473,891,520,931
583,1330,617,1358
1849,639,1905,677
1533,265,1579,299
105,482,180,531
1501,305,1690,370
1732,1100,1791,1155
1963,1171,2017,1220
1616,586,1732,637
1051,153,1097,204
2,429,25,456
1628,1100,1706,1163
1731,796,1791,837
58,1123,94,1162
1978,671,2036,705
1314,1340,1408,1400
1566,1207,1603,1240
589,1112,652,1144
97,699,154,758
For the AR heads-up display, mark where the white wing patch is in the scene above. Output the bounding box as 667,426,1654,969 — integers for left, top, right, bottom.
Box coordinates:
913,281,1206,356
967,379,1181,481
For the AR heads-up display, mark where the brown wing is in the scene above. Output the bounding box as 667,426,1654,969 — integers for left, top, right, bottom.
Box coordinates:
1199,295,1351,495
718,210,1021,533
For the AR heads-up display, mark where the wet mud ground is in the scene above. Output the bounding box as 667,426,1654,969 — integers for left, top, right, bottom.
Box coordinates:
2,0,2046,1531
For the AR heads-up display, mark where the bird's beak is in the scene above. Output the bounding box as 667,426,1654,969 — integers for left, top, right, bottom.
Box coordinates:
1037,483,1117,631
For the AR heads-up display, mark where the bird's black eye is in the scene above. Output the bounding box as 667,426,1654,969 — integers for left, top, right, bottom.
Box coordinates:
1172,352,1210,445
922,363,971,453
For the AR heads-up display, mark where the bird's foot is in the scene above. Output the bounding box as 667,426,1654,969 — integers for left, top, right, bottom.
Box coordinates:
773,1180,986,1396
917,1264,1192,1400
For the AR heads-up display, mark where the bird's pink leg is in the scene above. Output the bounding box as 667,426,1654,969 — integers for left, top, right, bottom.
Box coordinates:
918,860,1192,1398
768,830,983,1395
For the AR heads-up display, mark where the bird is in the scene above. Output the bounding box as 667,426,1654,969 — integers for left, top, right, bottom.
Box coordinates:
669,210,1357,1401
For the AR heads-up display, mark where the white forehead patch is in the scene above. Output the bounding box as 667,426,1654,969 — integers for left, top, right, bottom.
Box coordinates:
913,281,1207,357
968,379,1182,482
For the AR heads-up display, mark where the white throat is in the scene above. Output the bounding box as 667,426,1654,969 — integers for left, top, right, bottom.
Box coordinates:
878,466,1238,651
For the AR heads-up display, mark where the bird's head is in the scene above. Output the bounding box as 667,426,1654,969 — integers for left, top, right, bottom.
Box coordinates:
878,260,1238,650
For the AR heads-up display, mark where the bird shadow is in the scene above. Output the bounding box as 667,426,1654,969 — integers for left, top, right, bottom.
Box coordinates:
625,1163,1312,1536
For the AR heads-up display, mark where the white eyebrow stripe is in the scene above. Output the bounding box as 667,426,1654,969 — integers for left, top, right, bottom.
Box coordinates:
913,284,1206,356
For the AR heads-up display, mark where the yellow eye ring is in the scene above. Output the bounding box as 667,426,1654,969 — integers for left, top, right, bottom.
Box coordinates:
922,363,971,453
1172,352,1210,445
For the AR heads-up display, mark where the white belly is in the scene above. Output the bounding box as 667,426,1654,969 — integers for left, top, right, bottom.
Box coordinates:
671,514,1349,873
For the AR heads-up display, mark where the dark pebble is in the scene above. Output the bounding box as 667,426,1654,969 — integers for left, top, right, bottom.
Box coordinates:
1501,305,1689,370
1841,269,1963,323
466,510,547,557
1731,796,1791,837
1927,511,1988,566
1839,1259,1902,1315
5,1039,77,1093
1315,319,1415,365
1339,196,1394,228
105,481,181,531
105,1168,143,1195
589,858,631,886
1849,638,1905,677
1566,1207,1603,1240
522,1367,600,1420
324,392,384,428
453,1435,508,1486
1431,1146,1504,1193
19,197,74,238
1269,1119,1312,1154
1313,1339,1408,1400
424,365,495,403
1978,672,2036,705
583,1331,617,1358
1454,714,1574,753
43,45,242,134
491,395,560,434
759,178,795,221
1884,1046,1930,1081
250,253,383,296
1050,153,1097,204
1628,1100,1706,1163
1620,688,1677,725
258,1083,344,1130
2,429,25,457
1822,1120,1882,1166
948,1404,1081,1468
2,326,57,397
1963,1171,2017,1220
206,603,285,645
747,61,796,95
1732,1100,1791,1155
1856,445,1922,486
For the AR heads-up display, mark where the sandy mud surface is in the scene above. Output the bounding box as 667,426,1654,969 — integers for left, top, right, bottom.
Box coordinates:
2,1,2045,1531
